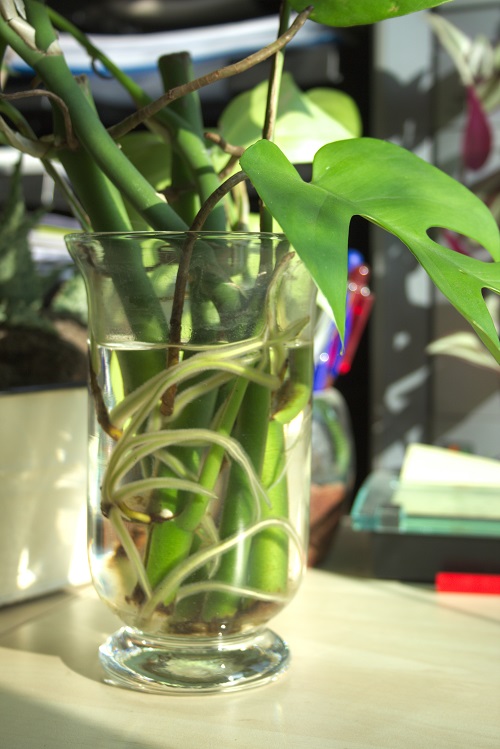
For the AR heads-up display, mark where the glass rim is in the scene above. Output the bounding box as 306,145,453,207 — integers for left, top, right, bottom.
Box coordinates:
64,229,287,244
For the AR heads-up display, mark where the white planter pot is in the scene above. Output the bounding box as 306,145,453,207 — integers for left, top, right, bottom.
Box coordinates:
0,386,90,606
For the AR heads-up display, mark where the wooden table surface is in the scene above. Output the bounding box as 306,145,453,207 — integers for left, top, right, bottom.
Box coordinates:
1,561,499,748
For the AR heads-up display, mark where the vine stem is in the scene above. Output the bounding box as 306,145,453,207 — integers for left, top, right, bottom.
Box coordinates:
263,1,292,142
189,171,248,233
261,0,293,232
107,8,314,141
161,171,249,415
0,88,78,148
0,97,91,226
45,7,224,216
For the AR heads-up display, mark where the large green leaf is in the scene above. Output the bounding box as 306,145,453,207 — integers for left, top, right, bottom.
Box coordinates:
289,0,452,27
240,138,500,362
215,73,355,169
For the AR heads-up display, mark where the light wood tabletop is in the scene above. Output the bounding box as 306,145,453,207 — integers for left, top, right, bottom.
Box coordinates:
1,557,499,748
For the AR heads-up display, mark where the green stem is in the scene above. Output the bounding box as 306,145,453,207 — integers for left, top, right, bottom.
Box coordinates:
144,375,250,600
138,516,302,627
262,0,291,143
158,53,204,226
260,0,291,233
41,58,186,231
142,376,220,591
46,6,225,227
0,98,92,229
2,2,186,232
55,134,132,232
246,419,289,594
202,381,271,621
177,376,251,532
247,346,313,594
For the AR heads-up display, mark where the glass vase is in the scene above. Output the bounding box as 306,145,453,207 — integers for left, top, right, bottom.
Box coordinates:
66,231,316,694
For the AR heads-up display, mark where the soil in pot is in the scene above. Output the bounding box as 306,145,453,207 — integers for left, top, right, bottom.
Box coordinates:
0,320,88,390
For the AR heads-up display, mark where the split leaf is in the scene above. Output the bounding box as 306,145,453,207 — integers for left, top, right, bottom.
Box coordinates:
240,137,500,362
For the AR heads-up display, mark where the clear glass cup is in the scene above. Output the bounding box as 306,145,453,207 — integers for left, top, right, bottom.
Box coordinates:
66,231,316,693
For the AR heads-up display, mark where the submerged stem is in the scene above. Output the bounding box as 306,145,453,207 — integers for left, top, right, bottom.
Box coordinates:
138,516,302,626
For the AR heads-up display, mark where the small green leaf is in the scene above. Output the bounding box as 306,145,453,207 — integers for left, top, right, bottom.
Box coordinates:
306,88,362,137
118,132,172,190
289,0,452,27
241,138,500,362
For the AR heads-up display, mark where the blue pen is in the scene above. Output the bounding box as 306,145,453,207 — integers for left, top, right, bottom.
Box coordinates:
313,317,336,391
313,249,366,389
329,249,364,381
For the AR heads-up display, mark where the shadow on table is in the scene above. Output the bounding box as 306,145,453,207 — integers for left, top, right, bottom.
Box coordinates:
0,591,120,684
0,688,157,749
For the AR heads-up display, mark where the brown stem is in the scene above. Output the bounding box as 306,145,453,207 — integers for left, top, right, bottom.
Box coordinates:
190,171,247,232
262,1,292,142
260,0,292,232
219,154,240,179
204,132,245,179
107,7,314,141
89,355,123,441
0,88,78,148
231,178,250,230
160,230,198,416
204,131,245,157
160,171,249,416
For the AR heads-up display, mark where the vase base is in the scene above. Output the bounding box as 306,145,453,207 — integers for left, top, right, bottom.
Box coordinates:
98,626,290,694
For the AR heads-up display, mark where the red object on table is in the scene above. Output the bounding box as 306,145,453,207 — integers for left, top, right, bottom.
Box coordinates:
435,572,500,594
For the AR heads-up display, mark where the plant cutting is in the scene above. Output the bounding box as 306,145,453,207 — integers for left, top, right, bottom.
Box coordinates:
1,0,499,693
427,12,500,258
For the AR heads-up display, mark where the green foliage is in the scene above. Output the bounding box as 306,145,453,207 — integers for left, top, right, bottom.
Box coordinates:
240,138,500,362
49,272,88,325
0,0,498,359
0,159,86,331
0,159,46,329
288,0,452,27
118,132,172,191
0,0,497,644
1,0,497,359
216,73,359,168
